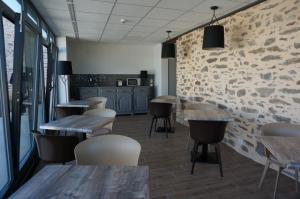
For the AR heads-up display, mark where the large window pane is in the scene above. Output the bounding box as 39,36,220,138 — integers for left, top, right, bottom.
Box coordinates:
0,71,9,195
0,17,13,194
37,46,46,132
3,18,14,112
42,46,48,92
2,0,21,13
19,26,37,165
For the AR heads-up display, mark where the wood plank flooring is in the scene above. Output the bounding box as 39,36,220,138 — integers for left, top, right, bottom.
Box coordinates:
112,115,296,199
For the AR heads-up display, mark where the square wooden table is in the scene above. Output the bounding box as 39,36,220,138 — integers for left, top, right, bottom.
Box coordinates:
260,136,300,166
10,165,149,199
56,100,100,108
40,115,113,134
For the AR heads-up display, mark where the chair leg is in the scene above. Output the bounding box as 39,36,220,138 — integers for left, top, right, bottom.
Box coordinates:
186,133,191,151
191,141,199,175
259,159,270,188
273,167,283,199
154,118,158,132
164,118,168,138
295,169,299,192
215,144,223,177
149,117,155,137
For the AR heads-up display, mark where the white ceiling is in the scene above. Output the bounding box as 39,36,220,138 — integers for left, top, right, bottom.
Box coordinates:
31,0,259,43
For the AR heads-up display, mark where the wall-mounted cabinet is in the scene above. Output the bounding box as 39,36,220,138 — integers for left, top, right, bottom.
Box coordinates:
79,86,153,115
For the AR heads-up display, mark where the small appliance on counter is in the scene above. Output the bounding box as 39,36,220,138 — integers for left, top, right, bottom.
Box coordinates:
127,78,141,86
116,79,123,87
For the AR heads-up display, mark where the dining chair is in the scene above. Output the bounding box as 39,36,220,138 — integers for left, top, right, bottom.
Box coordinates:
33,131,80,164
156,95,178,128
188,120,228,176
183,102,218,150
74,134,141,166
287,162,300,193
259,123,300,199
87,97,107,109
149,102,173,138
83,108,116,138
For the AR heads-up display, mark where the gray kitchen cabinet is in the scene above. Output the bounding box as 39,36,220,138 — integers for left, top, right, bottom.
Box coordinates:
79,87,98,99
99,87,116,110
79,86,153,115
116,87,133,115
133,87,152,113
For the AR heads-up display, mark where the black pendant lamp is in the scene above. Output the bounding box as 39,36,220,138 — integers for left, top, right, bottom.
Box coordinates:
202,6,224,50
57,61,73,75
161,30,176,59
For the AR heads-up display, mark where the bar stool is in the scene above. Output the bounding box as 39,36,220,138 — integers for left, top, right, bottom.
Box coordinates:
149,102,172,138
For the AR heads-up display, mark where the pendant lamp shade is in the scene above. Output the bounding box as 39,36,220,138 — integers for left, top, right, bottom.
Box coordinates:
57,61,73,75
202,25,224,50
162,42,176,59
202,6,225,50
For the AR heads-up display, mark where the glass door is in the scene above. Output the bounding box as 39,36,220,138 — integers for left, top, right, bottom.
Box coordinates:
0,13,13,198
19,25,37,166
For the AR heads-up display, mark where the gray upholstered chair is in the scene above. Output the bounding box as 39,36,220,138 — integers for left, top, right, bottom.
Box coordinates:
259,123,300,199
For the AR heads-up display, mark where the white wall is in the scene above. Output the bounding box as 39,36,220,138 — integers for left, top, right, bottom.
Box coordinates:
67,39,163,96
57,37,67,61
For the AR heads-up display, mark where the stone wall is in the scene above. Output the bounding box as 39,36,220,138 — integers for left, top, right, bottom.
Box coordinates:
176,0,300,166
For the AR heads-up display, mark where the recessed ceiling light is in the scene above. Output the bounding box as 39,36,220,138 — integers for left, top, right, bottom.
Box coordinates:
120,18,127,24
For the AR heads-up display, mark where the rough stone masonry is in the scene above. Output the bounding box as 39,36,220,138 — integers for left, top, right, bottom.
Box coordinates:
176,0,300,169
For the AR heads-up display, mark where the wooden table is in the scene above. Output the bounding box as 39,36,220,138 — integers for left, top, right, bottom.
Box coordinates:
260,136,300,166
183,109,232,122
55,100,100,117
40,115,113,134
10,165,149,199
56,100,100,108
183,106,232,163
151,98,177,105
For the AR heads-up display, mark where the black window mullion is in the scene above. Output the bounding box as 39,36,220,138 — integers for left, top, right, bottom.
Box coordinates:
0,10,14,198
10,13,23,180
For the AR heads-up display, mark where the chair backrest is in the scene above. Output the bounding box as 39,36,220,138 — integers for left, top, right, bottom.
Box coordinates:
149,102,172,118
183,102,217,111
83,108,116,118
261,123,300,137
33,132,79,163
188,120,228,144
87,97,107,109
74,134,141,166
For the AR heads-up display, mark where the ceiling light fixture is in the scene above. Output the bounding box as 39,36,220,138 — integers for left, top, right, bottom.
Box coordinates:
161,30,176,59
202,6,224,50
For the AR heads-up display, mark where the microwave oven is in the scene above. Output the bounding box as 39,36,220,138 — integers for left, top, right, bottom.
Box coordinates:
127,78,141,86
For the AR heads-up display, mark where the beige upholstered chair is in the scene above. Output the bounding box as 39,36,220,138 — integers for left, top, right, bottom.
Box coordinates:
87,97,107,109
259,123,300,199
74,134,141,166
83,108,116,138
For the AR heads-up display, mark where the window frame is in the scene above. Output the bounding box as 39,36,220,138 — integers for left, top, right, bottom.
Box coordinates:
0,0,58,196
0,10,14,199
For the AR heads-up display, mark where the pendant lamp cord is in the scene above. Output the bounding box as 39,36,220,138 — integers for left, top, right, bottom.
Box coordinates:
210,7,220,25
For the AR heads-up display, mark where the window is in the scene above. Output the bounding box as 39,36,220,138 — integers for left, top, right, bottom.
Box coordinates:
3,17,14,111
19,26,37,166
2,0,21,13
0,16,13,196
27,8,38,25
42,46,48,92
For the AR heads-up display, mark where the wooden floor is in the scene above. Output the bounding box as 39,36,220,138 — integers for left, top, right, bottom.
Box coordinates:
113,115,296,199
